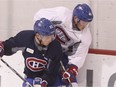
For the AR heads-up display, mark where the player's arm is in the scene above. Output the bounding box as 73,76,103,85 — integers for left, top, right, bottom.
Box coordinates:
62,38,91,84
0,37,20,57
41,40,65,86
69,33,92,69
0,30,31,56
0,37,19,56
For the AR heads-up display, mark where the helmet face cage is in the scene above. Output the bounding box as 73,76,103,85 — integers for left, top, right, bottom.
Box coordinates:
34,18,55,36
73,3,93,22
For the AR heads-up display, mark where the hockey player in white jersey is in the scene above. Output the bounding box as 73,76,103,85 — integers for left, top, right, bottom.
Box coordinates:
34,3,93,86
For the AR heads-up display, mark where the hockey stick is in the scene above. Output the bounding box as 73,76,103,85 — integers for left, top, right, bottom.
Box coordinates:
60,61,73,87
0,58,33,87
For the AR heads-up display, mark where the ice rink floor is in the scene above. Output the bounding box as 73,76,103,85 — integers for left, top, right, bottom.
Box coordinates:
0,51,24,87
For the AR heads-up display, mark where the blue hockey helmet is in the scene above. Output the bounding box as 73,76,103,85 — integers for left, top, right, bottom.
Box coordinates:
34,18,55,36
73,3,93,22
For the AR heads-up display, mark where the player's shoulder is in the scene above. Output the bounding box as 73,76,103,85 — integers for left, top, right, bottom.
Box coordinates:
47,39,62,56
17,30,34,35
50,39,61,48
16,30,34,37
15,30,35,41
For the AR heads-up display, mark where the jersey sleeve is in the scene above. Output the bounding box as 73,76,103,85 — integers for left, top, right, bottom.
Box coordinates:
3,30,34,55
68,29,92,69
68,42,90,69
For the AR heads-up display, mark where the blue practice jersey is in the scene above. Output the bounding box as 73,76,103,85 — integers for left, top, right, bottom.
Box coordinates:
2,30,68,86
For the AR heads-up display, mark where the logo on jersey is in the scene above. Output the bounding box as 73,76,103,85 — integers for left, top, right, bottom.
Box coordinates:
26,57,47,72
55,26,71,44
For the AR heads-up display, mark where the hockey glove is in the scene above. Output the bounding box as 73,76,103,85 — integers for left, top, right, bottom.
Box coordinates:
33,77,47,87
62,64,78,84
0,42,4,57
40,80,48,87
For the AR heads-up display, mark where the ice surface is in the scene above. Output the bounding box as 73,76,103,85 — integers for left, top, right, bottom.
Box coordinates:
0,51,24,87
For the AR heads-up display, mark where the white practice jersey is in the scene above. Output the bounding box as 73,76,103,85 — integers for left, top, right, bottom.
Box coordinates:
34,7,92,69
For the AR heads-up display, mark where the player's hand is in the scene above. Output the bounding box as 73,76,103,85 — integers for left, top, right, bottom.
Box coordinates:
0,42,4,57
62,64,78,84
33,77,47,87
33,80,47,87
40,80,47,87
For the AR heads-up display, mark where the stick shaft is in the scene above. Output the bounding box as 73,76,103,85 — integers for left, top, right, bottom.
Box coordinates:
60,61,73,87
0,58,33,87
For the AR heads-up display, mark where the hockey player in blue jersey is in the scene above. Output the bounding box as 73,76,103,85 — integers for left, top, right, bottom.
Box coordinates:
34,3,93,86
0,18,68,87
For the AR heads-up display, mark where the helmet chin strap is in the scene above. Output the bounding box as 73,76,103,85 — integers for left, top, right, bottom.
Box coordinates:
34,36,48,56
73,17,81,31
35,36,46,47
38,35,42,46
73,20,81,31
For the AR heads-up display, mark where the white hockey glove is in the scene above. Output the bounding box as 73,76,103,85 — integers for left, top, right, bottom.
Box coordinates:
33,77,47,87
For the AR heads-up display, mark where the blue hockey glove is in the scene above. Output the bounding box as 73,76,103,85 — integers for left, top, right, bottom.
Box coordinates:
0,42,4,57
62,64,78,84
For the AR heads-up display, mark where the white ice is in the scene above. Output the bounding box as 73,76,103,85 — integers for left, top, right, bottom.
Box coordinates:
0,51,24,87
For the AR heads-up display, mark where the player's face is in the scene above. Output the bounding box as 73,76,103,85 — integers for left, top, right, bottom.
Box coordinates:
35,33,53,46
73,16,89,31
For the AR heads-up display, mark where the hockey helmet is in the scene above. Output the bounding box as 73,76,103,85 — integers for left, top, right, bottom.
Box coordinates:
34,18,55,36
73,3,93,22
